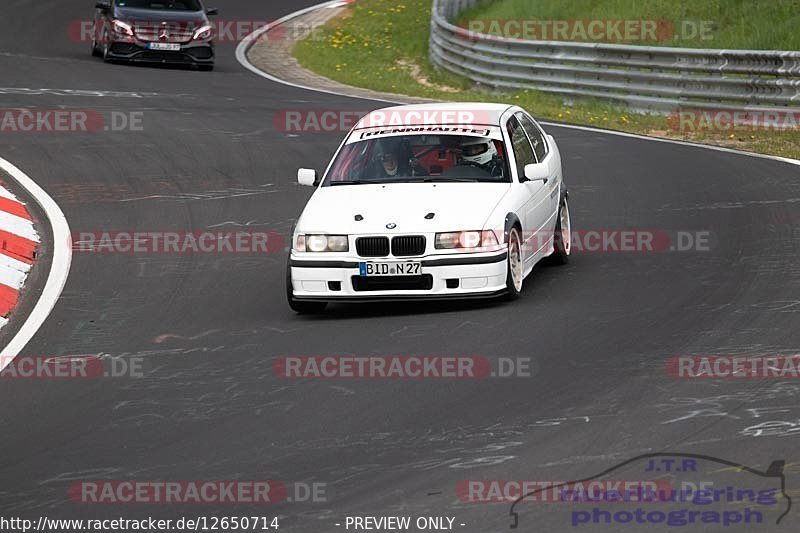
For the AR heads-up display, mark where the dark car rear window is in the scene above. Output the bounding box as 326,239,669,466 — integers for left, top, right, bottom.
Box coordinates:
116,0,203,11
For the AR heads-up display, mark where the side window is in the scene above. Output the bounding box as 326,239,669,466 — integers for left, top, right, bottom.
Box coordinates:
506,116,536,180
517,113,547,162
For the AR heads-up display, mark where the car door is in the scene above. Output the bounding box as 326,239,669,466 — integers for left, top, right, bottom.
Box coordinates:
505,115,550,264
517,112,560,234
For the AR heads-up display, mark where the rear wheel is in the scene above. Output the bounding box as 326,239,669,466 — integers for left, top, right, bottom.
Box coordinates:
550,198,571,265
505,227,523,300
286,259,327,314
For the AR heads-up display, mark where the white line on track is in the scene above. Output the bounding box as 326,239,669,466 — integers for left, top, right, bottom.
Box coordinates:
0,156,72,371
235,1,800,168
0,87,184,98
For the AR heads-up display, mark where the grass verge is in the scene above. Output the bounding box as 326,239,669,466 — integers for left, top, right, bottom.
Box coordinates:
458,0,800,50
293,0,799,160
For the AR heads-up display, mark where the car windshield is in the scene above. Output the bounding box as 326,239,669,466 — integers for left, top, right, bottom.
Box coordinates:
323,134,510,185
115,0,203,11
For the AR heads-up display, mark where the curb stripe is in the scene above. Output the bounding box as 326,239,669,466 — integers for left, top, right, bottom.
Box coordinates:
0,230,37,263
0,211,38,242
0,284,18,317
0,196,32,220
0,183,37,319
0,155,72,370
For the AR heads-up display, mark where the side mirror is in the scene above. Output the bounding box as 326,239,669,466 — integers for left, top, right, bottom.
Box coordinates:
205,7,219,16
297,168,318,187
522,163,549,184
95,2,111,11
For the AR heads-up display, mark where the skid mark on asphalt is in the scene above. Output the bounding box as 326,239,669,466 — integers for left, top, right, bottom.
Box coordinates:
133,257,283,279
652,384,800,440
657,197,800,211
154,329,222,344
208,219,291,228
0,87,195,98
119,184,277,202
44,180,279,204
741,420,800,438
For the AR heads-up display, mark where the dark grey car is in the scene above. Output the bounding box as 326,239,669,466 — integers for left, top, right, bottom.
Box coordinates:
90,0,217,70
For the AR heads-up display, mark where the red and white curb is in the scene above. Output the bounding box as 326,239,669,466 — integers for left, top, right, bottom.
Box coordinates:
0,156,72,370
0,183,39,328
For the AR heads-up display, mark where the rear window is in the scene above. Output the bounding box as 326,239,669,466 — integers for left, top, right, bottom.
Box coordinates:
116,0,203,11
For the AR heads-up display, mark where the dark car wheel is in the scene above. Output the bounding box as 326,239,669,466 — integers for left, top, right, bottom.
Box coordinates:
286,259,327,314
504,226,523,300
550,198,571,265
90,30,101,57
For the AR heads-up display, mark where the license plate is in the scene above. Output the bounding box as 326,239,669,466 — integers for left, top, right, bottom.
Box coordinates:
359,261,421,277
147,42,180,51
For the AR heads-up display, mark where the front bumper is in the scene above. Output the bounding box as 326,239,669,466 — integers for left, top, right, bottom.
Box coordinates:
289,249,509,302
106,39,214,66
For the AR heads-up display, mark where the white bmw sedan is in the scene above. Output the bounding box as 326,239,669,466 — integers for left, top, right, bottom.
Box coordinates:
287,103,570,312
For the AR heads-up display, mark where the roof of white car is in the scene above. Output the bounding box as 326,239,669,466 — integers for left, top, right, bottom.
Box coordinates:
355,103,513,130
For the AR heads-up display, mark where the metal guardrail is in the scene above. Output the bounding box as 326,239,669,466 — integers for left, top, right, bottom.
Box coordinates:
430,0,800,114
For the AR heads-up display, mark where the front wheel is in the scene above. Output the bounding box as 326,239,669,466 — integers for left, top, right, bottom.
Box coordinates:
102,34,111,63
90,26,101,57
550,198,571,265
286,260,327,314
505,227,524,300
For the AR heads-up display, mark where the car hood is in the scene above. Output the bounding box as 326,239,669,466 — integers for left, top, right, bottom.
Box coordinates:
114,6,207,24
298,183,511,235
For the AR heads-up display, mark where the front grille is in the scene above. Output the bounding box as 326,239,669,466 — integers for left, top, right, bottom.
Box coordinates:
109,43,139,55
134,24,194,43
138,51,191,62
391,235,426,257
356,237,390,257
352,275,433,292
186,46,213,60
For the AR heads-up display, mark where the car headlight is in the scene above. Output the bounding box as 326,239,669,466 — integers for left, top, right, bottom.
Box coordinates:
193,24,212,40
112,20,133,36
296,234,349,252
435,230,498,249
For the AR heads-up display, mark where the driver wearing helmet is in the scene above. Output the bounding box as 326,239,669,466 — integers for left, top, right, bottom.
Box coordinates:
460,137,503,177
372,140,427,178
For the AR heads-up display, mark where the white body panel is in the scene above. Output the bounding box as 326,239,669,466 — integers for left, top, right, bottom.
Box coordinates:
289,103,566,301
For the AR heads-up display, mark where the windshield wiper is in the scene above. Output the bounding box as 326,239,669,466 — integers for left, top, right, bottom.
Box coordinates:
421,177,480,182
329,180,369,186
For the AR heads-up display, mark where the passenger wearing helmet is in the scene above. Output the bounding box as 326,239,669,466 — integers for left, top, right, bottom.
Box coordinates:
460,137,503,177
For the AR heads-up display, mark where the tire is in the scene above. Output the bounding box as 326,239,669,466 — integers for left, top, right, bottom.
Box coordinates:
102,37,111,63
90,27,101,57
505,226,524,300
550,198,571,265
286,259,327,314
